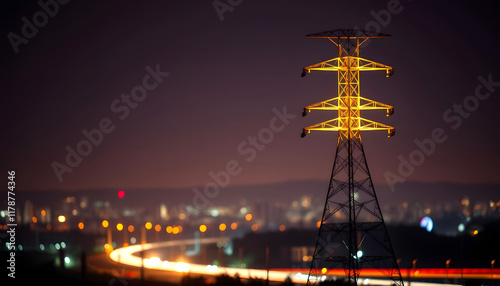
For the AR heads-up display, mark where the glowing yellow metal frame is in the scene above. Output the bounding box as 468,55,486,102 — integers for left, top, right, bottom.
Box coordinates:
301,37,395,139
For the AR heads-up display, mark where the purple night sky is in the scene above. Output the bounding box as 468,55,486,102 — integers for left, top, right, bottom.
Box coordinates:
3,1,500,193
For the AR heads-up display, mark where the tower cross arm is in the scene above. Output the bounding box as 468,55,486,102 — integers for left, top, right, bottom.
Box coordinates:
302,96,394,116
356,57,394,77
301,118,342,137
359,97,394,116
301,57,394,77
301,58,342,76
357,118,395,137
302,97,341,116
301,117,395,137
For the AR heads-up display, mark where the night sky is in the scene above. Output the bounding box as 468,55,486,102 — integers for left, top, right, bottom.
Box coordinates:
3,1,500,193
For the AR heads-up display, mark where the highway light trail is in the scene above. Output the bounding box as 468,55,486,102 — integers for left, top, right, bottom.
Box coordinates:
110,239,496,285
109,237,290,282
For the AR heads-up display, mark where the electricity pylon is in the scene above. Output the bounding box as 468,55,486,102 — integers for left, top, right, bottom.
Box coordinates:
301,29,403,286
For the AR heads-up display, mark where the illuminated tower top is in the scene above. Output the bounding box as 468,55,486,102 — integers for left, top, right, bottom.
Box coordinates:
301,29,395,140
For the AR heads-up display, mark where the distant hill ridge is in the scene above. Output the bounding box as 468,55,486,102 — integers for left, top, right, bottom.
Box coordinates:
15,180,500,210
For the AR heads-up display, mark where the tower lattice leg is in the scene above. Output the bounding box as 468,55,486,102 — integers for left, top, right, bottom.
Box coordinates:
306,134,404,286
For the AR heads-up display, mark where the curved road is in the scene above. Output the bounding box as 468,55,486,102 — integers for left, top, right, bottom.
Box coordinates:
104,237,483,285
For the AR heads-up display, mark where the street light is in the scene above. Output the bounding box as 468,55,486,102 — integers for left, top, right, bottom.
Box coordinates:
412,259,418,280
102,220,111,247
492,260,496,282
446,259,451,282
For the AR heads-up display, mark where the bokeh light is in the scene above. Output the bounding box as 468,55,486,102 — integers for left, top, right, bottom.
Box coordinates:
219,223,226,231
172,226,180,234
420,216,433,232
57,215,66,223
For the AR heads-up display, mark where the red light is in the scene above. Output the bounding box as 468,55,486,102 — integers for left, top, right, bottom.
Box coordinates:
117,190,125,198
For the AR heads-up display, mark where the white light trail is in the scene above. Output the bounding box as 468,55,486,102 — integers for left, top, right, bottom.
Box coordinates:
109,238,459,286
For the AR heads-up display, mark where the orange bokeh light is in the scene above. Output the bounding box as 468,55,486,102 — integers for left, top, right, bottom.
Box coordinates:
219,223,227,231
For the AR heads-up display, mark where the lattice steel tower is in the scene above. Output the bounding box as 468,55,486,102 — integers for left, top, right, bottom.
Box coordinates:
300,29,403,286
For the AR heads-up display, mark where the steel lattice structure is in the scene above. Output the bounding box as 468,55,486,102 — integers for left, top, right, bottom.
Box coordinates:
301,29,403,286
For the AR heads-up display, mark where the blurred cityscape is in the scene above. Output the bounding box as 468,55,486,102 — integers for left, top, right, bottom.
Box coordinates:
2,181,499,268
